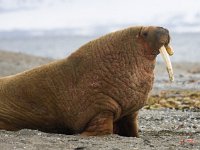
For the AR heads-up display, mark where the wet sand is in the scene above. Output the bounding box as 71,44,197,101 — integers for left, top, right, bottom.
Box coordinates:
0,50,199,150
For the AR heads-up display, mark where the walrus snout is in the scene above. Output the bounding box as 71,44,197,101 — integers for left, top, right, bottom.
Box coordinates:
157,28,169,44
156,27,170,44
156,27,174,56
155,27,174,56
156,27,174,82
139,26,174,81
153,27,174,81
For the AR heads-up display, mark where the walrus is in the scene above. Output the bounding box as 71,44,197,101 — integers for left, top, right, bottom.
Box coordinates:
0,26,174,137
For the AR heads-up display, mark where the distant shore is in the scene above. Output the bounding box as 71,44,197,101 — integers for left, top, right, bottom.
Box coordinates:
0,50,52,77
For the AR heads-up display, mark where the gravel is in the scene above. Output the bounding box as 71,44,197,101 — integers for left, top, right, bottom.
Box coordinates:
0,110,199,150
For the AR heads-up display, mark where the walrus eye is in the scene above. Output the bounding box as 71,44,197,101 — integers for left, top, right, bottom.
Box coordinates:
143,32,148,37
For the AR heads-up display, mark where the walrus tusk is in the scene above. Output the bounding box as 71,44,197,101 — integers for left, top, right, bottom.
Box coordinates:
159,45,174,82
165,45,174,56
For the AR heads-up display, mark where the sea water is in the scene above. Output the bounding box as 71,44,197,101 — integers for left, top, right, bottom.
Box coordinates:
0,32,199,62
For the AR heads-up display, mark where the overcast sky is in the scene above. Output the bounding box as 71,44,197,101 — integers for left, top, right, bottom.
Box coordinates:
0,0,200,32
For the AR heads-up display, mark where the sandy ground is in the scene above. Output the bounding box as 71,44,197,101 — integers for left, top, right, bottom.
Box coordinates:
0,50,200,150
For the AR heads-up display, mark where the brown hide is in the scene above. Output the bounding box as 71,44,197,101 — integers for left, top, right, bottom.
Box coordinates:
0,26,170,137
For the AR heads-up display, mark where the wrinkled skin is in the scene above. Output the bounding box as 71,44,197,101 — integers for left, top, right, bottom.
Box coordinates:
0,26,170,137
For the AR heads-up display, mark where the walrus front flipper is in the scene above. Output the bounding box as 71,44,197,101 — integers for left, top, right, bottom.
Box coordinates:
114,111,139,137
81,111,114,136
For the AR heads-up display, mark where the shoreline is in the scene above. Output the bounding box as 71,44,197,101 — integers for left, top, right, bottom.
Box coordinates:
1,50,200,75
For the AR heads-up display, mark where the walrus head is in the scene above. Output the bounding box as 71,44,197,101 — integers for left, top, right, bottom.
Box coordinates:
138,26,174,81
